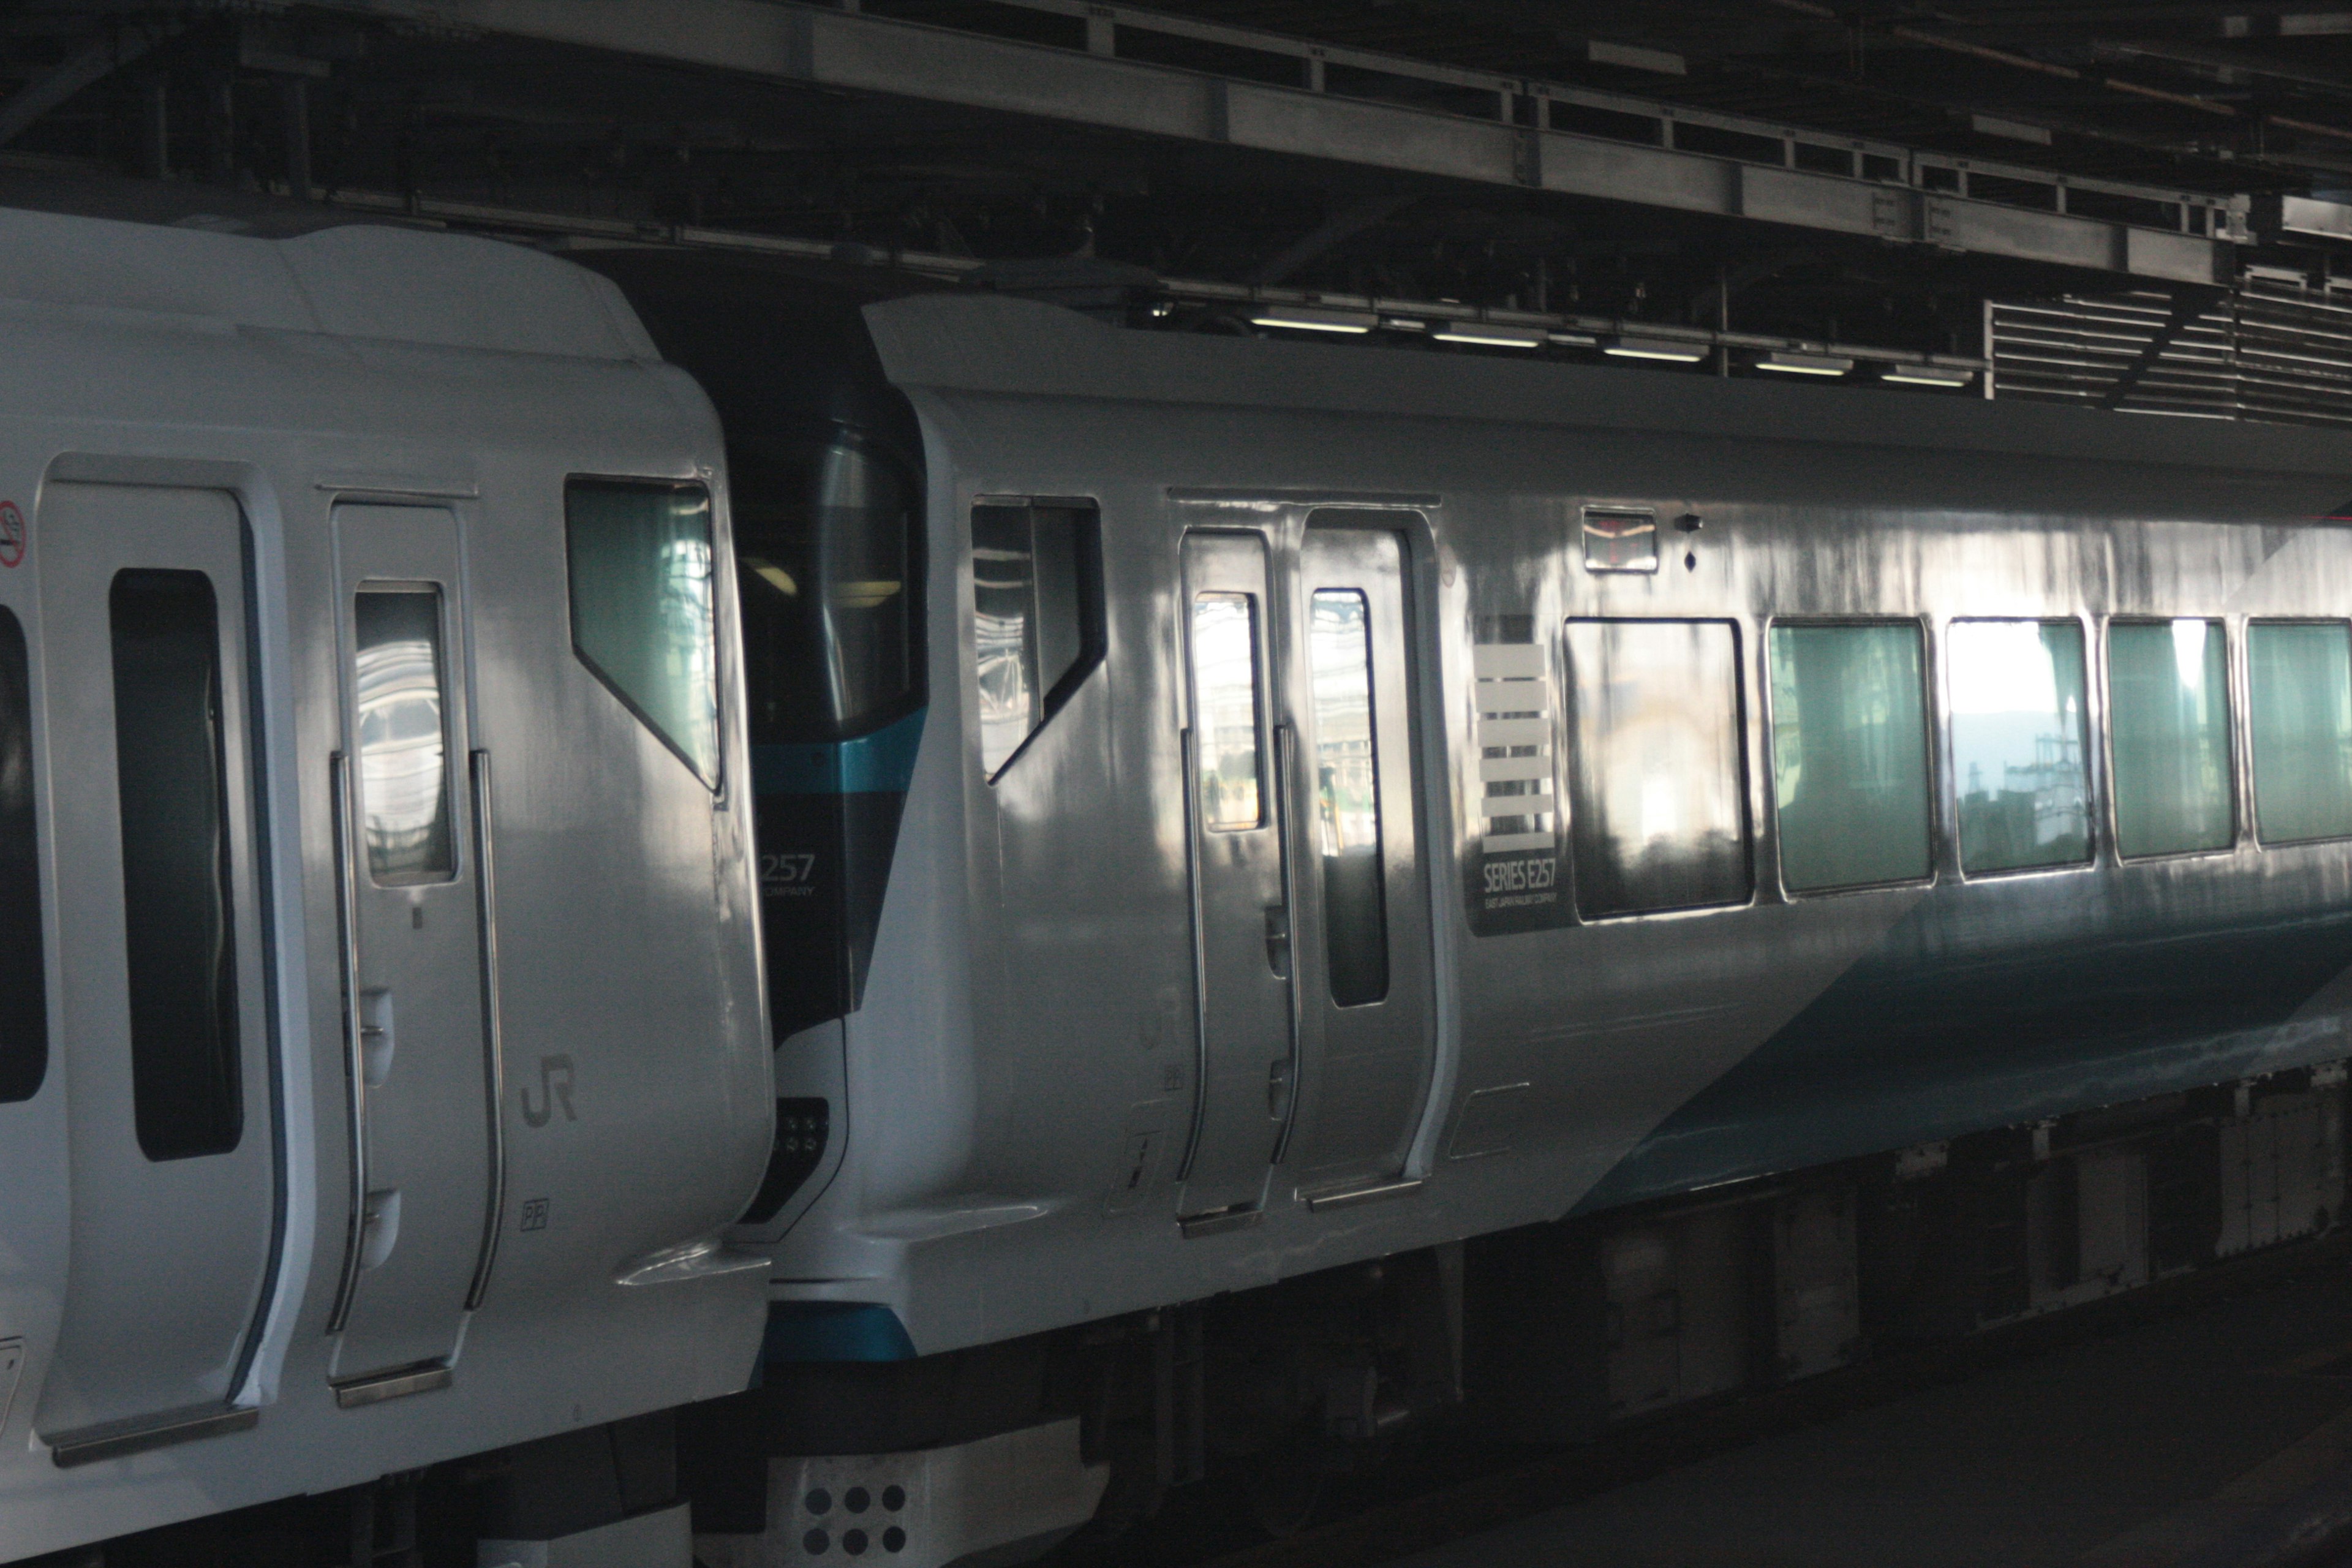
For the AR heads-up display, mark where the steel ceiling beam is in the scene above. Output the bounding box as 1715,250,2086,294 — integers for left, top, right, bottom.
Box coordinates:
288,0,2241,285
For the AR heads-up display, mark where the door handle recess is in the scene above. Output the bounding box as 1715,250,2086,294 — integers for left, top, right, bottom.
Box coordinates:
359,989,394,1087
1268,1059,1294,1120
1264,905,1291,979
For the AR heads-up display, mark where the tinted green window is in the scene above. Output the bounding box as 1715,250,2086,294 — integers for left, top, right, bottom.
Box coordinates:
565,480,719,786
0,607,43,1104
1948,620,2091,874
2109,620,2233,858
1564,619,1749,917
112,569,241,1161
1768,623,1931,891
2250,621,2352,844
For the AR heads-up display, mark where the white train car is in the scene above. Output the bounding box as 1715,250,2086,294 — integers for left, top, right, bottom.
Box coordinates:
0,205,771,1565
574,251,2352,1567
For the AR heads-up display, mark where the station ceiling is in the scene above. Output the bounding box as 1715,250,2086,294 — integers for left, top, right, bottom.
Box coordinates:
9,2,2352,380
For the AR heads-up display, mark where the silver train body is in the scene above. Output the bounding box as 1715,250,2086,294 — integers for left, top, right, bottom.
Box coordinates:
0,209,771,1562
752,291,2352,1341
589,269,2352,1559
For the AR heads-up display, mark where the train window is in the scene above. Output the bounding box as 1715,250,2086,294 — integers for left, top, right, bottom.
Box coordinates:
2109,619,2233,858
1768,622,1931,892
565,478,720,788
739,436,921,745
1948,620,2091,874
354,589,455,884
1310,590,1388,1004
972,502,1104,778
0,607,43,1104
1564,619,1749,917
111,569,241,1161
2248,621,2352,844
1191,592,1265,831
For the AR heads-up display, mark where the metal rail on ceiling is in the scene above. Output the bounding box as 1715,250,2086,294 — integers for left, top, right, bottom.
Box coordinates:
293,0,2247,285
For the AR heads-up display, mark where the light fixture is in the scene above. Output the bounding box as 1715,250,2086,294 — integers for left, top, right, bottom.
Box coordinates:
1756,351,1856,376
1381,317,1430,332
1430,323,1547,348
1248,304,1377,334
1603,334,1709,363
1547,330,1600,347
1880,363,1977,388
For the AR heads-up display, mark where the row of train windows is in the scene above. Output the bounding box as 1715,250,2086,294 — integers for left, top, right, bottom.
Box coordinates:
1558,617,2352,919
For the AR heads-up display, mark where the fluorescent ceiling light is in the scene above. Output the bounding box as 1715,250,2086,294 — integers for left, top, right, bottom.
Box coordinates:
1603,335,1708,363
1756,351,1855,376
1881,364,1977,388
1431,323,1547,348
1381,317,1430,332
1249,304,1376,334
1547,331,1600,347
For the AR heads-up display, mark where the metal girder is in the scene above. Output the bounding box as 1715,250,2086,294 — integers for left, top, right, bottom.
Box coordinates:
0,20,179,146
292,0,2236,285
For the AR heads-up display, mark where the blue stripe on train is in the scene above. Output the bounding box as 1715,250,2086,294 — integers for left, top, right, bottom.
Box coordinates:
753,706,927,796
1574,886,2352,1214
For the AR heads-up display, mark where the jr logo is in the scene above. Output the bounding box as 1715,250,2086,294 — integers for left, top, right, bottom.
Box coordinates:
519,1054,576,1128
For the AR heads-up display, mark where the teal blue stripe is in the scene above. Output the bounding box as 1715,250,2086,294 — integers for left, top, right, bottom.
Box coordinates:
753,706,926,795
761,1302,918,1363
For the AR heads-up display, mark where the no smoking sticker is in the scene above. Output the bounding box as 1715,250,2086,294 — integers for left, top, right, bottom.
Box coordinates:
0,502,22,568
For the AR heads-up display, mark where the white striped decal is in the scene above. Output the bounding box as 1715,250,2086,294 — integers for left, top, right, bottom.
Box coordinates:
1472,643,1555,856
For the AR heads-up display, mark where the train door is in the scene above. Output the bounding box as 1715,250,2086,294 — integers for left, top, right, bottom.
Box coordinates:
33,483,279,1461
1280,520,1436,1191
1178,532,1294,1223
325,503,497,1395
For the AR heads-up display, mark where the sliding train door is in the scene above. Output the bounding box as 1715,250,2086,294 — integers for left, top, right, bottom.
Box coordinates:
1178,532,1294,1223
324,503,498,1395
1177,516,1436,1223
1281,519,1435,1192
34,483,279,1462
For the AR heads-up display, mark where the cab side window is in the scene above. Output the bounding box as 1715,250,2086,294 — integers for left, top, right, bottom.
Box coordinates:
565,478,720,787
973,502,1104,778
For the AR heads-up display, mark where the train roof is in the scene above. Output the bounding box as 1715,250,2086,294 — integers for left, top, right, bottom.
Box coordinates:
0,198,657,363
865,292,2352,491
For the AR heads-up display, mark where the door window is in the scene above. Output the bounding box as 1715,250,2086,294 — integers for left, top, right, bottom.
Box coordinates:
2248,621,2352,844
1309,589,1388,1005
1191,592,1265,832
1948,619,2092,873
1564,619,1749,916
2109,619,2233,857
565,478,720,787
355,589,455,883
973,502,1104,777
0,606,42,1103
1768,622,1931,891
110,569,241,1161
